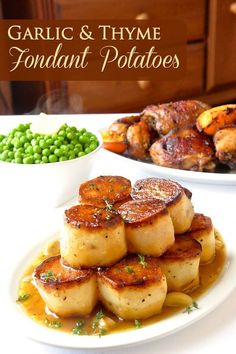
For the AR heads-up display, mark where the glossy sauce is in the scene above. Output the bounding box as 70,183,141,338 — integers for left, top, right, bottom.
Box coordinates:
17,231,226,335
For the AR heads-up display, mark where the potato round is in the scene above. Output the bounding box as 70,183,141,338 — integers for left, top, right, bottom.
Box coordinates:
79,175,131,208
61,205,127,268
97,255,167,320
33,255,97,317
131,178,194,234
160,236,201,292
185,213,215,264
118,199,174,256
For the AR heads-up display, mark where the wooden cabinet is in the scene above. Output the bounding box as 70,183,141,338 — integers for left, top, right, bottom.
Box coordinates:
1,0,236,114
207,0,236,89
54,0,205,41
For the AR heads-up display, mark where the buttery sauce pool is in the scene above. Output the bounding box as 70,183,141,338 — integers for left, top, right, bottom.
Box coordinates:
17,231,226,336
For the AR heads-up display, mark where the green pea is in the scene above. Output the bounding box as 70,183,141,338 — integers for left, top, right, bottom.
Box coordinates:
34,160,41,164
8,151,14,159
89,143,97,150
19,136,28,145
61,145,69,153
67,132,75,140
42,148,50,156
0,151,8,161
78,151,85,157
39,139,47,149
85,147,92,154
41,156,48,163
58,130,66,138
14,140,23,149
15,157,22,164
17,124,26,132
59,156,67,162
54,148,63,157
23,156,34,164
31,139,38,146
49,155,58,163
24,142,30,149
69,152,75,160
54,139,61,147
17,147,24,154
79,135,89,144
75,143,82,152
79,128,86,134
33,145,41,153
26,146,34,154
67,144,74,151
45,138,53,147
14,151,22,158
34,153,41,160
0,134,5,142
6,158,11,162
50,145,56,153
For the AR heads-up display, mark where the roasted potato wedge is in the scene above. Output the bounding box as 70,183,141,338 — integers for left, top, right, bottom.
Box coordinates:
118,199,174,256
196,104,236,136
79,175,131,208
160,236,201,292
33,256,98,317
98,255,167,320
131,178,194,234
61,205,127,268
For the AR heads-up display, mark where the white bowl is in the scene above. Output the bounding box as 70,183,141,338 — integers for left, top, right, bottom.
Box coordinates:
0,126,102,208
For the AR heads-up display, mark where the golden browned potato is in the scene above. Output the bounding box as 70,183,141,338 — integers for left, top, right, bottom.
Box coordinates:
131,178,194,234
79,175,131,208
126,121,151,160
60,205,127,268
118,199,174,256
197,104,236,136
185,213,215,264
159,236,202,292
33,256,98,317
142,100,210,135
97,255,167,320
149,126,216,172
214,126,236,170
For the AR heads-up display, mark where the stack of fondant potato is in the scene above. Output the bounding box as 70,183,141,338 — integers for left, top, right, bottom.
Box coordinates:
34,176,216,320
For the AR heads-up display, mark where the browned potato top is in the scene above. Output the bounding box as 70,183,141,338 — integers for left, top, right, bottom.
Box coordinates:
98,255,163,289
64,205,122,229
161,236,201,261
79,175,131,207
118,199,167,227
131,178,183,205
188,213,213,234
34,255,93,287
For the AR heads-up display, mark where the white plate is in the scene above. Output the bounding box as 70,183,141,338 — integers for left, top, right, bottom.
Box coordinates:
6,221,236,349
101,149,236,186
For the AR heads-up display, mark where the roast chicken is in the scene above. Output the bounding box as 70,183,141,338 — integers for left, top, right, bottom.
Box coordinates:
149,126,216,172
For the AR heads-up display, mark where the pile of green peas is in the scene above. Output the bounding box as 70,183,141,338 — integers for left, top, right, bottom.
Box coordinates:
0,123,99,164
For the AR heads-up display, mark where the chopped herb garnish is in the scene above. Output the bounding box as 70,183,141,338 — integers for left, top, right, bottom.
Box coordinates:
88,183,99,191
105,200,113,211
95,310,104,320
17,293,31,302
72,320,85,335
134,319,142,329
138,254,147,268
92,310,105,334
125,266,135,274
183,301,199,314
98,328,107,337
45,319,62,328
40,270,57,282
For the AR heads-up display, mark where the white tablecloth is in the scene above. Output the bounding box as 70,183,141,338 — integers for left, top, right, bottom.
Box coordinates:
1,114,236,354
